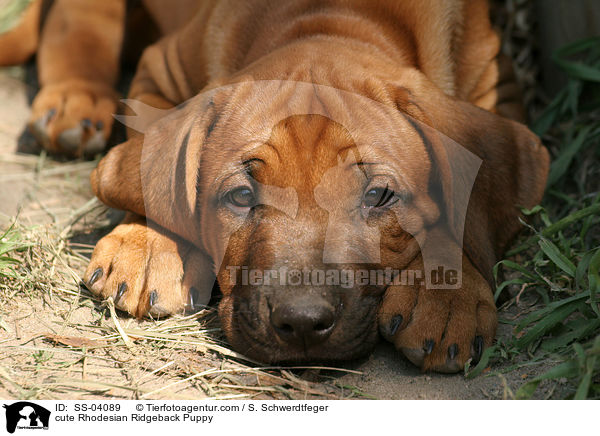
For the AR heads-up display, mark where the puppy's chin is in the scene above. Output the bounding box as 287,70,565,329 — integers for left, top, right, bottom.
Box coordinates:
230,325,380,364
218,293,380,363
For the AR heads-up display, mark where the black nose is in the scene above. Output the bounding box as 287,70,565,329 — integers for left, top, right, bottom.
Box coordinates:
271,298,336,347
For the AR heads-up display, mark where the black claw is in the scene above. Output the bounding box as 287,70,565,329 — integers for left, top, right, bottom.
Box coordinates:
115,282,127,305
89,268,103,286
81,118,93,129
389,315,403,336
473,336,484,363
448,343,458,360
149,290,158,307
95,120,104,130
424,339,435,355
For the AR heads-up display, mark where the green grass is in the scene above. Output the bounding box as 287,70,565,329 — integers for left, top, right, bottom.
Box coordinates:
0,220,32,335
467,37,600,399
0,220,31,279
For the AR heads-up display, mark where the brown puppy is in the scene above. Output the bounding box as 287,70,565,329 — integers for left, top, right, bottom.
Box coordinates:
2,0,549,371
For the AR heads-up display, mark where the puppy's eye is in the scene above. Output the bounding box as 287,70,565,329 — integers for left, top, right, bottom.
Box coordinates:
227,187,256,208
362,185,397,208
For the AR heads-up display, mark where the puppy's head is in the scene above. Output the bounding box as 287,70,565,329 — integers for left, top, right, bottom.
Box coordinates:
92,74,548,362
211,111,445,361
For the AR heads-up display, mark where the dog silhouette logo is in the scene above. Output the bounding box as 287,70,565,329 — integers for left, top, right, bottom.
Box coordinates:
3,402,50,433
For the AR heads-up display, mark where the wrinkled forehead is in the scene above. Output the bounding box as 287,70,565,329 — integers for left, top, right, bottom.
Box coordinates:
191,80,431,184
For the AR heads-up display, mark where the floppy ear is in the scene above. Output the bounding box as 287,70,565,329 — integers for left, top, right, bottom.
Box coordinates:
90,99,174,222
397,82,550,283
90,97,217,246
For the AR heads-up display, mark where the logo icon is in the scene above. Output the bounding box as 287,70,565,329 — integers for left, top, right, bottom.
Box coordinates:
3,402,50,433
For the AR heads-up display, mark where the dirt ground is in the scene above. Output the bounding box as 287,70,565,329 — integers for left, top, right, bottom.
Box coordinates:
0,67,560,400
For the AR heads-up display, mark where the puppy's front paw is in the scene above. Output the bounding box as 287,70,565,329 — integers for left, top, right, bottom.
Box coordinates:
28,79,117,157
84,217,210,318
378,256,497,373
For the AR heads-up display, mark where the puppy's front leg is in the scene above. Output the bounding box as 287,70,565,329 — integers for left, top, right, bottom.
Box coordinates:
84,213,212,318
378,231,497,373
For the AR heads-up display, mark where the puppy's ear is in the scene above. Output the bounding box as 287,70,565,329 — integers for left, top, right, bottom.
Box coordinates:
397,81,549,283
91,96,217,246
